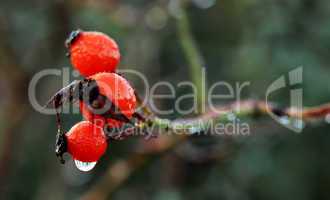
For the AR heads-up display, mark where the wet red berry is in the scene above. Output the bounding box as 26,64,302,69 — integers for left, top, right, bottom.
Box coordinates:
66,121,107,162
67,31,120,77
81,72,136,128
80,102,124,128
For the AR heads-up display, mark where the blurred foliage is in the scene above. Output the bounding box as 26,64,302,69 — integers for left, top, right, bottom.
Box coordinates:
1,0,330,199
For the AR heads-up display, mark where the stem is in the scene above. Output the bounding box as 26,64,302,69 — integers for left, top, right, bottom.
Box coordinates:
176,3,205,113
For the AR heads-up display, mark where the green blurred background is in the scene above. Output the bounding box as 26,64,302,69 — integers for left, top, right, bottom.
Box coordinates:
1,0,330,199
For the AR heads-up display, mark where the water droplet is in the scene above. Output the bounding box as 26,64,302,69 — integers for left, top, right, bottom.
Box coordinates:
74,160,97,172
279,116,290,125
189,126,202,134
293,119,305,130
227,113,236,121
325,114,330,123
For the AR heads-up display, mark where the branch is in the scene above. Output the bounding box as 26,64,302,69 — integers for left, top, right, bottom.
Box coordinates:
176,1,205,113
0,16,29,194
80,99,330,200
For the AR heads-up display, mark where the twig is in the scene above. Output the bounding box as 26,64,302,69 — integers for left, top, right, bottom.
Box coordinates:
176,1,205,113
80,99,330,200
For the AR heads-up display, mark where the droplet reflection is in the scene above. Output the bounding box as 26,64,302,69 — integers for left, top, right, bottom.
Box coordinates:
74,160,97,172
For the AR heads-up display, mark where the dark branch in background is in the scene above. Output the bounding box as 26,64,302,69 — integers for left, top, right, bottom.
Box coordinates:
0,0,71,197
0,15,29,195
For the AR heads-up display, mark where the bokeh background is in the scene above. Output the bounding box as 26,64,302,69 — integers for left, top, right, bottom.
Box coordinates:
1,0,330,199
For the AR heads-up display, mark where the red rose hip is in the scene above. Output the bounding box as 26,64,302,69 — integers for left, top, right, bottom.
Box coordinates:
81,72,137,128
66,121,107,163
66,30,120,77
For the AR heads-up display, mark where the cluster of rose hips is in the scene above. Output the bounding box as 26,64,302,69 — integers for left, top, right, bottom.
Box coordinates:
47,30,145,169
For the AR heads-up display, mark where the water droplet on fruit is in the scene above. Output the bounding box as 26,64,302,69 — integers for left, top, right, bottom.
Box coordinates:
74,160,97,172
